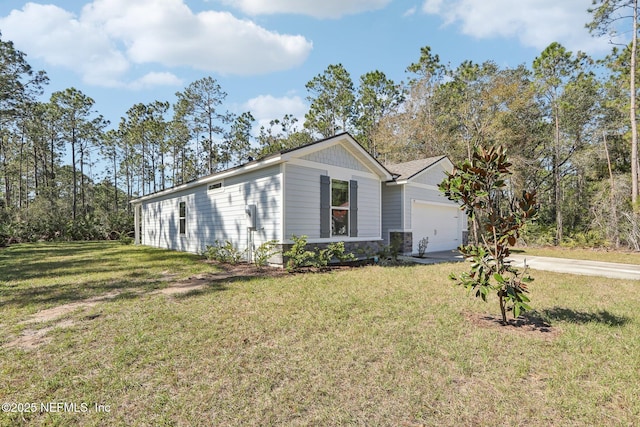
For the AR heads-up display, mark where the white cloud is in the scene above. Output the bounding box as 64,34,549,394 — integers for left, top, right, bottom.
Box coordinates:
128,72,184,90
0,0,313,87
222,0,392,19
422,0,612,55
244,94,308,132
0,3,130,87
403,7,417,17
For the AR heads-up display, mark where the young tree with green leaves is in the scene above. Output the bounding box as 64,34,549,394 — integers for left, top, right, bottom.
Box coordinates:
439,145,538,324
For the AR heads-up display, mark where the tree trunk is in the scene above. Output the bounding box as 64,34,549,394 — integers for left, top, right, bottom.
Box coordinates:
71,127,77,221
113,149,118,212
80,142,85,217
604,133,620,248
1,135,12,209
631,0,639,206
33,138,39,195
554,104,563,245
18,131,24,210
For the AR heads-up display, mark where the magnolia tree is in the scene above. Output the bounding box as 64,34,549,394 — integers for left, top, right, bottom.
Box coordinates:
439,145,538,324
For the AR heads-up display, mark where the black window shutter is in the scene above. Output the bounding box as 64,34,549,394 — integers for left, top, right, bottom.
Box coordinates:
320,175,331,238
350,180,358,237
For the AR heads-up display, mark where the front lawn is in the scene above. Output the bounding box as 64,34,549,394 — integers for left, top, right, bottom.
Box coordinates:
1,242,639,426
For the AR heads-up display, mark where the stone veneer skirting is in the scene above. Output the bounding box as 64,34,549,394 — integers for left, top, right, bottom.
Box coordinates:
389,231,413,255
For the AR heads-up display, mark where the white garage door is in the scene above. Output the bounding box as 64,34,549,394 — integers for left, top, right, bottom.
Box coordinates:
411,202,461,253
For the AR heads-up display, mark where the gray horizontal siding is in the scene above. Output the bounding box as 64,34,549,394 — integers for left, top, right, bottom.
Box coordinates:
284,164,326,239
300,143,369,172
382,184,403,244
353,175,381,238
412,164,448,186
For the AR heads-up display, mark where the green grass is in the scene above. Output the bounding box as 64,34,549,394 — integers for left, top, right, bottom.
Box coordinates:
515,246,640,265
1,242,639,426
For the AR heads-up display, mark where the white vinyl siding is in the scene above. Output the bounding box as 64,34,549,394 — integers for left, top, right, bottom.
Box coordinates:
141,165,282,254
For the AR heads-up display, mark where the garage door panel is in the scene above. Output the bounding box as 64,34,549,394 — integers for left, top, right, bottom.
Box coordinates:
411,203,460,253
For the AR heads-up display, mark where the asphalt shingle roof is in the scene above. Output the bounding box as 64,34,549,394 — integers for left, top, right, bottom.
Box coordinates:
385,156,446,180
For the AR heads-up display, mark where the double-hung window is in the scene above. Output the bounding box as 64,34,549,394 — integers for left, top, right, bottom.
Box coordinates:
321,175,358,238
179,202,186,235
331,179,349,236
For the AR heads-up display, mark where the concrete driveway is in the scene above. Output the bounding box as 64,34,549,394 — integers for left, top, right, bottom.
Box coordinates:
508,255,640,281
404,251,640,281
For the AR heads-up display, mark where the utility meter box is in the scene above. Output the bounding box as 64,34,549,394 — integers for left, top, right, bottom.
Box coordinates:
245,204,257,230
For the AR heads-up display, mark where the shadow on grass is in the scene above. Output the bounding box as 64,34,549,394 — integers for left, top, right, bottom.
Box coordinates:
0,241,234,310
0,241,205,282
538,307,629,327
170,281,230,299
0,272,239,309
478,312,555,333
479,307,628,331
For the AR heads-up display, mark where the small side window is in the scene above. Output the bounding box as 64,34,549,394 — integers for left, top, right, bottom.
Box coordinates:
179,202,186,235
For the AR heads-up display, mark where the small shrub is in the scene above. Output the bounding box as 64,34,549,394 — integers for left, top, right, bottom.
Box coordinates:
118,232,134,245
283,235,317,272
354,243,379,260
254,240,279,267
561,230,607,248
417,236,429,257
284,235,356,272
204,240,246,264
326,241,357,263
316,241,356,267
390,234,404,261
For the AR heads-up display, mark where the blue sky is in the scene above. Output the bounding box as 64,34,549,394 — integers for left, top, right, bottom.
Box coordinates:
0,0,614,133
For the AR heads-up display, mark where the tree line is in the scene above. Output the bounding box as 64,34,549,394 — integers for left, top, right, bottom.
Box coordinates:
0,0,638,249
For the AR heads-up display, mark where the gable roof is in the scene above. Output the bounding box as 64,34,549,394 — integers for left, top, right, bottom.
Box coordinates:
385,156,448,182
280,132,392,180
131,132,392,204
